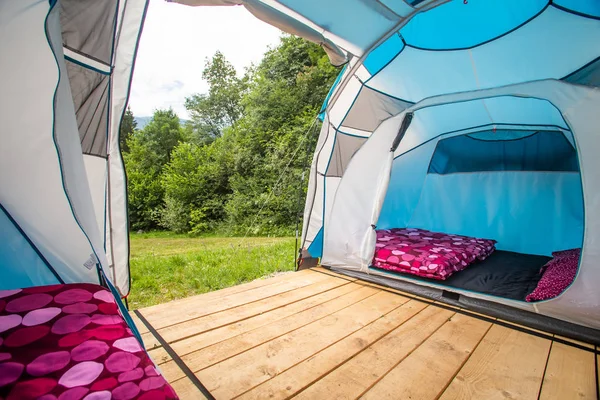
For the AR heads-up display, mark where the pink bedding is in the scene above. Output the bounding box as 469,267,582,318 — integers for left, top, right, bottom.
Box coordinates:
0,283,178,400
526,248,580,302
373,228,497,280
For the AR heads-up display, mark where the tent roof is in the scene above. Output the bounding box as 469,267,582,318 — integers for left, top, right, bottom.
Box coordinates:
168,0,442,65
169,1,600,70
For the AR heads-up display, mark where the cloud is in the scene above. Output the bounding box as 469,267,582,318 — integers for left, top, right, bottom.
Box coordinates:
129,0,282,119
160,80,184,92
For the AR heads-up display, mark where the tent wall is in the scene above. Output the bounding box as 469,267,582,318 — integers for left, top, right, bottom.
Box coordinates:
105,0,150,296
406,172,583,255
0,0,146,294
59,0,149,295
0,0,108,288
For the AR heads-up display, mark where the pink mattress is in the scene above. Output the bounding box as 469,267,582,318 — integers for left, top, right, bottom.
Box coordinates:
373,228,496,280
0,283,178,400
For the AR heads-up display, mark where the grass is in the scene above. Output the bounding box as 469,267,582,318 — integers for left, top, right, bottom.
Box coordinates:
128,232,297,309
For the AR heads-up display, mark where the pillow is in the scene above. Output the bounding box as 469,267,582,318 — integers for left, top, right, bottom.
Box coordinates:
526,248,580,302
552,248,581,259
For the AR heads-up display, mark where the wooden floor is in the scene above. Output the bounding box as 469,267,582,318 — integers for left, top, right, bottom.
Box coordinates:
133,268,598,400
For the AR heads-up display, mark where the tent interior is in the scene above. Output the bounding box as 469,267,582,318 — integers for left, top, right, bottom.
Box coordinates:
372,97,584,302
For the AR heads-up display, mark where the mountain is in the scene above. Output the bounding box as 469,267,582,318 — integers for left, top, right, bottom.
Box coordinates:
134,116,188,130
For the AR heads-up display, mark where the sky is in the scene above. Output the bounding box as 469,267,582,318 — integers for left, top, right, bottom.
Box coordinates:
129,0,283,119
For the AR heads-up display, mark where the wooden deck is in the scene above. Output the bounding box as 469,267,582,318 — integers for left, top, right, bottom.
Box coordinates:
133,268,598,400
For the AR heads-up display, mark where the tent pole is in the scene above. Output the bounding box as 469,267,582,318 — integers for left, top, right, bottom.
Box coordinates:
294,170,306,271
294,118,319,270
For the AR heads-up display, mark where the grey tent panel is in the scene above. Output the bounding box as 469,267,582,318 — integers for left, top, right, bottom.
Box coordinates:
60,0,118,65
66,60,110,157
342,86,413,132
563,57,600,88
325,132,367,177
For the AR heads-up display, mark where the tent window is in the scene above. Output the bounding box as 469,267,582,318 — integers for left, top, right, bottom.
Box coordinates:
60,0,118,65
342,86,413,132
428,130,578,174
325,132,367,177
66,60,110,158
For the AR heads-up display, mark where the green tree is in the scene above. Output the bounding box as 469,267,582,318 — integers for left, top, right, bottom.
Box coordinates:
160,138,233,233
119,106,137,153
224,36,339,234
185,51,246,143
125,108,184,230
124,36,340,235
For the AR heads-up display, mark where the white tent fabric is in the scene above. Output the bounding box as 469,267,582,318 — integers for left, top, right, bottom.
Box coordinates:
0,0,148,296
169,0,446,65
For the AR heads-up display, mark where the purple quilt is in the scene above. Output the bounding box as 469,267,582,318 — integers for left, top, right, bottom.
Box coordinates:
0,283,178,400
373,228,496,280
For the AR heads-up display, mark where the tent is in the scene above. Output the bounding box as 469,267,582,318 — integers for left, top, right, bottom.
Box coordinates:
0,3,183,398
1,0,599,343
174,0,600,332
0,0,147,297
305,1,600,332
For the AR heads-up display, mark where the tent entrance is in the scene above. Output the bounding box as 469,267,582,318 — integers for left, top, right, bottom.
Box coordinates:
375,126,584,302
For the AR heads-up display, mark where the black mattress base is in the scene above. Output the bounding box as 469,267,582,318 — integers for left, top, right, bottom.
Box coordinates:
371,250,551,301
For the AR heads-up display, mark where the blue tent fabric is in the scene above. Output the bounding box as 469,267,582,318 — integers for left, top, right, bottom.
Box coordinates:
428,130,579,174
400,0,549,50
0,204,62,290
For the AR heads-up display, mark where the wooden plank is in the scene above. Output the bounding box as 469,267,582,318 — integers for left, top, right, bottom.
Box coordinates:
237,299,429,400
433,300,462,311
166,281,362,360
439,324,551,400
554,335,595,350
157,276,347,343
311,267,357,281
361,314,492,400
496,319,549,336
140,320,163,352
160,285,382,383
130,313,149,334
197,290,407,399
148,346,170,365
140,270,332,329
294,305,454,400
141,268,316,317
144,276,348,355
355,280,415,297
142,331,162,351
539,342,596,400
169,378,208,400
